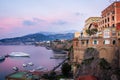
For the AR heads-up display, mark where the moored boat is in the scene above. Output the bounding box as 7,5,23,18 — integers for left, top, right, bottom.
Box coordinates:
8,52,30,57
0,56,5,61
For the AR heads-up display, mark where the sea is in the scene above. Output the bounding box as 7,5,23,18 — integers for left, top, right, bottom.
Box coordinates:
0,45,64,80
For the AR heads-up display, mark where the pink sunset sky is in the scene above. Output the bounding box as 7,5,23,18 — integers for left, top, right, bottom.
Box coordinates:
0,0,112,39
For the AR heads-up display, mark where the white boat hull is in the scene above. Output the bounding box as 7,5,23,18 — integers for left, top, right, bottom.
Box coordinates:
8,52,30,57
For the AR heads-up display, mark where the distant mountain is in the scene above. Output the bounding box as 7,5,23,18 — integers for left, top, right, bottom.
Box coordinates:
0,32,74,45
61,30,80,33
37,31,57,35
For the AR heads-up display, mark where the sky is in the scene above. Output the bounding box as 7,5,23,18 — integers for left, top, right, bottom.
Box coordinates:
0,0,113,39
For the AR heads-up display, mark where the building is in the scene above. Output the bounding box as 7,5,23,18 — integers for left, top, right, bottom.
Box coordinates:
72,1,120,73
74,32,80,38
83,17,101,37
98,1,120,39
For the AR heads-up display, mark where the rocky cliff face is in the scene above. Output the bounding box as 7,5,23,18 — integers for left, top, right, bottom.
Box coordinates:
75,48,120,80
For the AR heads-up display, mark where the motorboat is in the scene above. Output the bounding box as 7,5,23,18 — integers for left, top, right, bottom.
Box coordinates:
36,66,44,70
22,64,27,67
0,56,5,61
28,62,34,66
13,67,19,71
8,52,30,57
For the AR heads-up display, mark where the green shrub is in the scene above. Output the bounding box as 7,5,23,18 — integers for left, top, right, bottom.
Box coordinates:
99,58,111,70
61,63,71,77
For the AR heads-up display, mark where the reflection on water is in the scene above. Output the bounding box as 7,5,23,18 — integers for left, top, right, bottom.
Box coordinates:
0,45,64,80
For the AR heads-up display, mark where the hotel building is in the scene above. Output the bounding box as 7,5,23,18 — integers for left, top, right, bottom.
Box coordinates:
72,1,120,68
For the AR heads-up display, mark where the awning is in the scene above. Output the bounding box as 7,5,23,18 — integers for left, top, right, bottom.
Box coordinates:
77,75,98,80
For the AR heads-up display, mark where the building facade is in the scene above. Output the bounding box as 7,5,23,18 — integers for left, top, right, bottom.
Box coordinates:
83,17,101,37
98,1,120,39
72,1,120,66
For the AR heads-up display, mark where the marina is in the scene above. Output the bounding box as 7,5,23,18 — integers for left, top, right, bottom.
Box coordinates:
0,45,64,80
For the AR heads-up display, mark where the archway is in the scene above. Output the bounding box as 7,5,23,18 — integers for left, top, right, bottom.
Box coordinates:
99,48,109,62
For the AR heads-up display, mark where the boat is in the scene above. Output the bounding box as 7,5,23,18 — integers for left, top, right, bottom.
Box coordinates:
46,46,51,50
22,64,27,67
28,62,34,66
13,67,19,71
8,52,30,57
0,56,5,61
36,66,44,70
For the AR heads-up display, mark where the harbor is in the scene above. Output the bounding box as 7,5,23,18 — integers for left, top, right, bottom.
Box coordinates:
0,45,65,80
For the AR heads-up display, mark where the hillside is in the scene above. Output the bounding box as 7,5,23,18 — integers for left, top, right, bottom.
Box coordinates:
0,32,74,45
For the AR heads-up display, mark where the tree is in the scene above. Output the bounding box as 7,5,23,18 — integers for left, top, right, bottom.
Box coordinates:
86,28,98,36
61,63,71,77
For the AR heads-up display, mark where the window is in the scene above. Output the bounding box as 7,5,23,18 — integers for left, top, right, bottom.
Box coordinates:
113,40,116,45
102,20,104,24
112,11,115,14
108,17,109,22
103,40,110,44
86,40,89,44
81,41,84,45
108,24,109,27
93,40,98,44
105,19,107,23
118,32,120,36
112,32,116,36
112,16,114,21
112,24,115,27
105,25,107,28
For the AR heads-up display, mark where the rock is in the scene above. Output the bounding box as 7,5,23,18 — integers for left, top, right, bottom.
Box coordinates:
75,48,120,80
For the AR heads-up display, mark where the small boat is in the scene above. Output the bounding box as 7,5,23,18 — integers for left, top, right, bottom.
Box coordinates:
8,52,30,57
28,62,34,66
36,66,44,70
46,46,51,50
22,64,27,67
13,67,19,71
0,56,5,61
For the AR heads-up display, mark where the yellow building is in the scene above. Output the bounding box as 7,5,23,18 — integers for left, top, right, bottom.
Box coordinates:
74,32,80,38
83,17,102,37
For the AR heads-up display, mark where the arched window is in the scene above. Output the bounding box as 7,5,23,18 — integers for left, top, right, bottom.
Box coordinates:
93,40,98,44
86,40,89,44
113,40,116,45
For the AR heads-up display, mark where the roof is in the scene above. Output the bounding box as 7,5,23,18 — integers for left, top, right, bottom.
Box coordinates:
6,71,41,79
77,75,98,80
7,72,27,78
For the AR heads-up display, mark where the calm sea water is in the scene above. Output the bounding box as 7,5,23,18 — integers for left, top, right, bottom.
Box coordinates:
0,45,63,80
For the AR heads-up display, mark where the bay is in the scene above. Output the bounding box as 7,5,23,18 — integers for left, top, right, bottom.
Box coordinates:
0,45,63,80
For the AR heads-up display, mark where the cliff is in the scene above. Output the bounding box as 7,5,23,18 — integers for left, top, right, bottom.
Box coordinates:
75,48,120,80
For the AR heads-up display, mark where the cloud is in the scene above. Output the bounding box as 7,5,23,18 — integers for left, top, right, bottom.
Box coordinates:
52,20,68,25
23,18,47,26
23,20,37,26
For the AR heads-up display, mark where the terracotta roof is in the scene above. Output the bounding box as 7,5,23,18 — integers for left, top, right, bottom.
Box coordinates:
77,75,97,80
